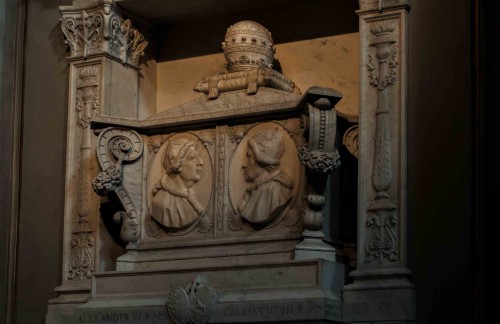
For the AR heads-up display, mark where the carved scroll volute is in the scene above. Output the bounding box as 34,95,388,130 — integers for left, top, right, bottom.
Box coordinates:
92,127,143,244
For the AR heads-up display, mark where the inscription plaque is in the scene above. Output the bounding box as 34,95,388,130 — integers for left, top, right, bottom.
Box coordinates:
212,300,324,322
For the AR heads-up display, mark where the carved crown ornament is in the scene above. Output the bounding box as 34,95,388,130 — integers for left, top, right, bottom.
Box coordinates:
60,1,148,66
194,20,300,99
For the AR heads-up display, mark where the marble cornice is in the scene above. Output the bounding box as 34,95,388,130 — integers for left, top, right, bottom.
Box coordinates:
358,0,410,14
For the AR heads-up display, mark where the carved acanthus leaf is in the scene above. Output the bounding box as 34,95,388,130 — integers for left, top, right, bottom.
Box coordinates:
61,11,104,58
68,232,94,280
365,209,398,263
61,7,148,65
110,17,148,65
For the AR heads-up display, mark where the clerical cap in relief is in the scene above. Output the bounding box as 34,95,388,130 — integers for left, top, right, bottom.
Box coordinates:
248,129,285,166
162,137,196,174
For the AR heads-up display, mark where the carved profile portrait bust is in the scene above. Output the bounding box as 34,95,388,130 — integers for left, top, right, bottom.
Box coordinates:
238,128,294,224
150,136,205,229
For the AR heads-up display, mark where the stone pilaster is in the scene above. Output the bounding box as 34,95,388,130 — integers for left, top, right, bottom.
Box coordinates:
49,0,148,307
342,1,416,322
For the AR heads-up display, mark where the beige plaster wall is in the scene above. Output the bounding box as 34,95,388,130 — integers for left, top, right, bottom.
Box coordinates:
156,33,359,116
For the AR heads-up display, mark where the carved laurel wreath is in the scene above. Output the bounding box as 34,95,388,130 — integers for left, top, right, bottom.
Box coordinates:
367,46,398,91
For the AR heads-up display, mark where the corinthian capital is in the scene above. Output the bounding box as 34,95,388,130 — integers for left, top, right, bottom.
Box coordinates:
60,0,148,66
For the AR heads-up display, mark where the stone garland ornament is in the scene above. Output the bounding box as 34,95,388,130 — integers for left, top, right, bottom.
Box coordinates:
166,275,217,324
298,146,341,173
60,4,148,66
92,127,143,243
365,20,400,263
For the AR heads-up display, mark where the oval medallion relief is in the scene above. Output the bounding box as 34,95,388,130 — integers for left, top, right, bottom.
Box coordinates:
230,123,300,227
147,133,213,233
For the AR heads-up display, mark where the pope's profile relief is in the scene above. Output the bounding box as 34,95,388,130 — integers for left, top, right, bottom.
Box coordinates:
150,136,205,229
238,128,294,224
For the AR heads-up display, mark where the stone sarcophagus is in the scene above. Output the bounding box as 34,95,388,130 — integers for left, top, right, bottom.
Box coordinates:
48,3,358,323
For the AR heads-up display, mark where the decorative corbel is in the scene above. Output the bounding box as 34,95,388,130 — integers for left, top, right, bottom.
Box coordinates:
295,87,342,261
92,127,143,243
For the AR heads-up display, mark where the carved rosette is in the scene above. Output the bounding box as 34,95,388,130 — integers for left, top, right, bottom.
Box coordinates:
92,127,144,243
343,125,359,158
60,3,148,66
365,20,399,263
